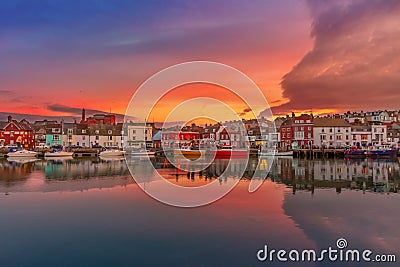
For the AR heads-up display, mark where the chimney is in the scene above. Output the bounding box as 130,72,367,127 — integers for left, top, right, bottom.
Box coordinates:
7,115,12,123
82,108,86,122
291,112,295,118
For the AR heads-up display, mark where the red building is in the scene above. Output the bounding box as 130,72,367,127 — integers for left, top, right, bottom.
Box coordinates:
0,116,34,149
280,114,314,149
292,114,314,148
279,118,293,150
161,131,200,148
80,108,116,125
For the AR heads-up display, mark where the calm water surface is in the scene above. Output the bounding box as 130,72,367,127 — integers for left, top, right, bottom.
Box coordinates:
0,157,399,266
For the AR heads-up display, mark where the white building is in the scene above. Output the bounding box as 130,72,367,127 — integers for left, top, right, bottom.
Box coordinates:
62,123,123,148
371,124,387,145
125,122,153,148
313,118,351,148
351,125,372,148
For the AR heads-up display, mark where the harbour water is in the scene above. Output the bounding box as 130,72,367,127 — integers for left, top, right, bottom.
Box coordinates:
0,157,399,266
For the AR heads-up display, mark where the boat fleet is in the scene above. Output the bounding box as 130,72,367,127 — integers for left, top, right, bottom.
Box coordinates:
344,144,398,158
3,146,155,160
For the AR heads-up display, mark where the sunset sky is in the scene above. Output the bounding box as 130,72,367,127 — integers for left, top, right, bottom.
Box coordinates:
1,0,400,121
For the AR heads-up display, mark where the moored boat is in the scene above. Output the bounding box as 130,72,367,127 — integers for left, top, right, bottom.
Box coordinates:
213,147,248,159
7,149,38,158
45,151,74,157
344,147,367,158
368,146,398,158
174,146,205,159
259,150,293,157
99,149,125,157
130,148,155,157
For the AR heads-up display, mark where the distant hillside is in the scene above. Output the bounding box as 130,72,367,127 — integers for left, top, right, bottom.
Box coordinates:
0,112,126,123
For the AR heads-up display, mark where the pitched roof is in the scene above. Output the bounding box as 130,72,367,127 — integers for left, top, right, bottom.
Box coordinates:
313,118,351,127
0,120,33,131
0,122,8,129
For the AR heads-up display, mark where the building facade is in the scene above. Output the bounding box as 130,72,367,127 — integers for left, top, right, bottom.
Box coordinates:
313,118,351,148
0,116,34,149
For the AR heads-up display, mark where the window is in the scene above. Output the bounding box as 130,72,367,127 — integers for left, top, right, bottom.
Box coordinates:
108,136,113,141
53,134,60,140
132,130,136,134
95,130,99,134
96,136,99,140
82,129,86,134
68,129,73,134
108,130,112,134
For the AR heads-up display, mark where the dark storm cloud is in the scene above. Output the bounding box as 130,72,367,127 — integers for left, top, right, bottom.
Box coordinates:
273,0,400,114
47,104,105,115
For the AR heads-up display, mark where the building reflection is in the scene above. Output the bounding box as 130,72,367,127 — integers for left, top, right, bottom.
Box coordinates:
269,157,400,194
1,157,399,194
0,158,132,192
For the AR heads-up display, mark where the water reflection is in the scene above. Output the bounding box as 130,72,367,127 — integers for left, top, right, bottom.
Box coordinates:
269,157,400,194
0,158,131,192
1,157,400,194
0,157,399,266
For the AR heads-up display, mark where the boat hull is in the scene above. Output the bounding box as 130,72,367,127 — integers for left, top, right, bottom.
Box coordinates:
130,151,155,157
7,151,38,158
368,149,398,158
174,149,205,159
259,151,293,157
344,150,366,158
213,149,248,159
99,150,125,157
45,151,74,157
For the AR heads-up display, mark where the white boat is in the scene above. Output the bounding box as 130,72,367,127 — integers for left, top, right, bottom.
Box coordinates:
99,149,125,157
130,148,155,157
259,150,293,157
44,151,74,157
7,150,38,158
99,155,126,161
